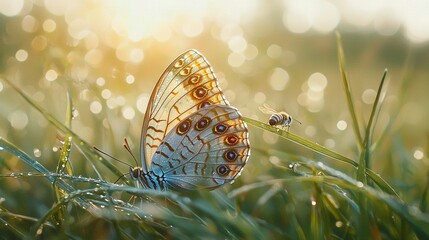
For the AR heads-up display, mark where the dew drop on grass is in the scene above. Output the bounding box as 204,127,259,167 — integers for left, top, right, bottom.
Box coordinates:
408,206,421,216
0,146,3,151
288,163,300,172
356,181,364,188
72,108,79,119
33,148,41,157
335,221,343,228
311,200,316,206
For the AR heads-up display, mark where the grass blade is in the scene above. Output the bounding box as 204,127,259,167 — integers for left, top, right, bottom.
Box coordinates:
357,70,388,182
230,163,429,238
244,117,356,166
2,77,124,180
0,137,90,209
336,32,363,150
244,117,399,197
52,89,74,225
420,171,429,212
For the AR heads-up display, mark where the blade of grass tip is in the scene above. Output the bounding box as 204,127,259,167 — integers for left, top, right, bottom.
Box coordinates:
372,55,413,153
2,77,124,179
369,77,389,151
357,69,388,182
359,69,387,239
336,32,363,151
52,89,74,225
243,117,400,197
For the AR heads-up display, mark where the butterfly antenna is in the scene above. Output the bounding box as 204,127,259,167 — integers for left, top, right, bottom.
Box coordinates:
123,138,139,167
114,172,130,184
93,146,133,168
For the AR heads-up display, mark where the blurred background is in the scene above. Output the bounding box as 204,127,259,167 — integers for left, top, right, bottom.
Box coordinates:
0,0,428,209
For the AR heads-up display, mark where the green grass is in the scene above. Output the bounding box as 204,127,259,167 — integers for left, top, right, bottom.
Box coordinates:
1,36,429,239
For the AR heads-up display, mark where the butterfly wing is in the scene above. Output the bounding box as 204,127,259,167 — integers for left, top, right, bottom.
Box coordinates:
149,104,250,190
140,50,229,171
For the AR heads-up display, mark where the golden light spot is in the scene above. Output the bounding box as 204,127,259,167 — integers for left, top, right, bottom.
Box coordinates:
15,49,28,62
45,69,58,82
43,19,57,32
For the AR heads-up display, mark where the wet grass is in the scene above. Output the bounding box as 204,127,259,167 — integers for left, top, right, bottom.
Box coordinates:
0,36,428,239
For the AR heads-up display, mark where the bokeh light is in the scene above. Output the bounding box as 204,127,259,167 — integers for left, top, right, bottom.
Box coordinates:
413,149,424,160
0,3,428,236
269,68,289,91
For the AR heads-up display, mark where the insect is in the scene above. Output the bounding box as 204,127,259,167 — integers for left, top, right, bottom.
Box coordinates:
124,49,250,191
259,103,301,131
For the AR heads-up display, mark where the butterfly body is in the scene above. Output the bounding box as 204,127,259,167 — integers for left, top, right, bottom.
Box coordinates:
132,49,250,191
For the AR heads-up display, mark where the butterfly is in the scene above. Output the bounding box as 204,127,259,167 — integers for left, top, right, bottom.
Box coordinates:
259,103,301,131
127,49,250,191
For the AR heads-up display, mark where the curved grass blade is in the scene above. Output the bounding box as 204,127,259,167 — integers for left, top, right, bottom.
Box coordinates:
0,137,90,209
336,32,363,150
244,117,399,198
52,89,74,225
55,90,74,176
244,117,355,166
2,78,125,181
